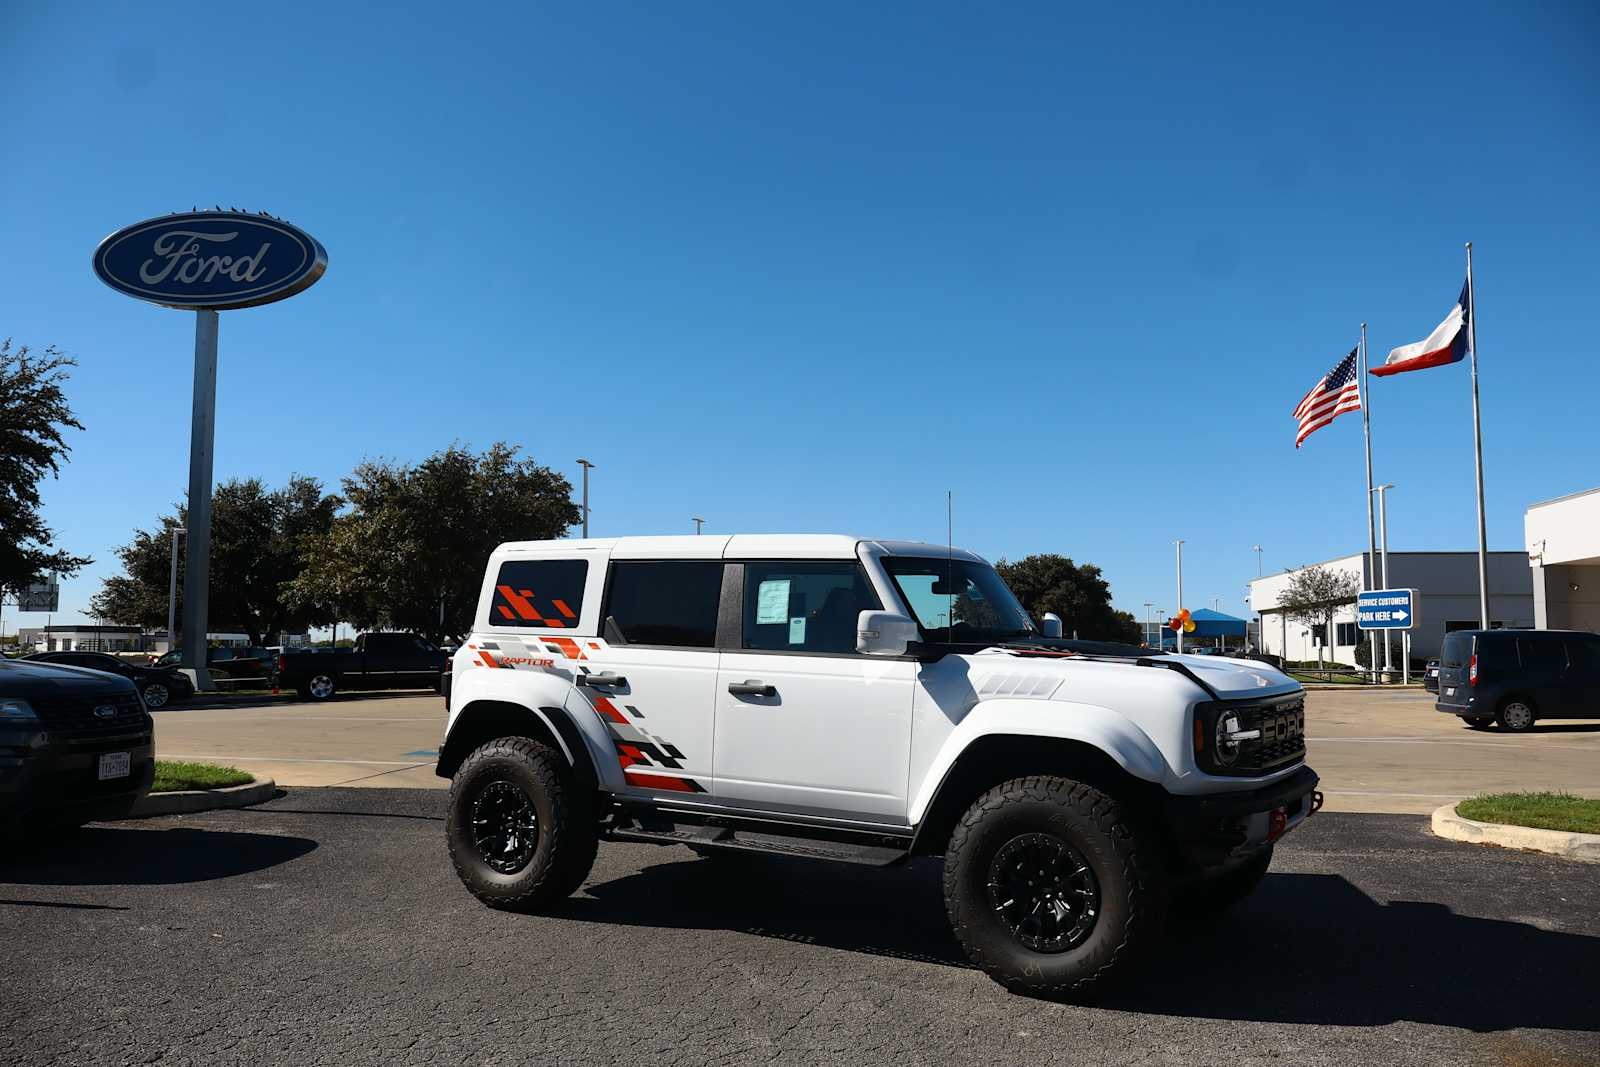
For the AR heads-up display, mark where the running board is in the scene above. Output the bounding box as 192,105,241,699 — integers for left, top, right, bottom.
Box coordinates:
606,823,909,867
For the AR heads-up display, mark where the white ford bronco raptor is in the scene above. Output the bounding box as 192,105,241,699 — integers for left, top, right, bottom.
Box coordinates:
438,535,1319,995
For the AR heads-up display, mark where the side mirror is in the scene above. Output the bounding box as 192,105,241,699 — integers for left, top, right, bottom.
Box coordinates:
856,610,920,656
1040,613,1063,639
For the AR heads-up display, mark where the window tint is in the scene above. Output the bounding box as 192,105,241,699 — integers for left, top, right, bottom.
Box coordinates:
1567,638,1600,671
743,561,882,654
1440,632,1472,668
1475,634,1517,671
1519,636,1567,673
488,558,589,628
604,561,723,648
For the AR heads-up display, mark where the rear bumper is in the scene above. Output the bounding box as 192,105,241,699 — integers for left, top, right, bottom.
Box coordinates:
1164,765,1320,865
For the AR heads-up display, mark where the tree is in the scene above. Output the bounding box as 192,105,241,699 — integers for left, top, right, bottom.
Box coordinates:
91,476,340,645
289,444,580,643
1277,563,1360,668
0,339,90,592
994,554,1142,644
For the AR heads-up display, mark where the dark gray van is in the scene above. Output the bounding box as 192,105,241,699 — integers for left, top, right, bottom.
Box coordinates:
1435,629,1600,731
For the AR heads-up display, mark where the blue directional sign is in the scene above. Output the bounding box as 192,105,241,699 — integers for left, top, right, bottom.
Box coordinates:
1357,588,1419,631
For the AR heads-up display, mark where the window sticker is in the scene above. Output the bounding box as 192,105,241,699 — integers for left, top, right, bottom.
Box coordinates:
789,617,807,645
756,579,791,624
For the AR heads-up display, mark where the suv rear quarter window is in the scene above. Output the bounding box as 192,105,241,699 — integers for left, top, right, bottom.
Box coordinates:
603,561,723,648
488,558,589,628
1475,633,1518,672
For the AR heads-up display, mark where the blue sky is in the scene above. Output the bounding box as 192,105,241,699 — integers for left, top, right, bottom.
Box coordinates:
3,1,1597,632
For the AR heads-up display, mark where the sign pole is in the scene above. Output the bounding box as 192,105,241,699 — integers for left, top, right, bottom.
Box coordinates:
181,310,219,690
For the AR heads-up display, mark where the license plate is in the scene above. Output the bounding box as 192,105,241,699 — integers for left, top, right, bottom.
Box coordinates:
97,752,131,780
1444,687,1455,697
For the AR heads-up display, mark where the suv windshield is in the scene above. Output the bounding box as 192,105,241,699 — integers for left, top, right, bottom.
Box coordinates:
883,557,1035,645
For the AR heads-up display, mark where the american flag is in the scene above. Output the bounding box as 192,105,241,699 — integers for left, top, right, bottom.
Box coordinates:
1293,347,1362,449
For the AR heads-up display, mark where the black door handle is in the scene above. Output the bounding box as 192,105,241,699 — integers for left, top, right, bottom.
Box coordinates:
577,672,627,688
728,680,777,698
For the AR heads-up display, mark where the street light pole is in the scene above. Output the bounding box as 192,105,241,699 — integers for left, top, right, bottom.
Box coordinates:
693,517,705,535
1373,483,1395,679
1251,544,1264,653
167,527,186,655
1174,539,1185,654
576,459,594,538
1143,602,1153,648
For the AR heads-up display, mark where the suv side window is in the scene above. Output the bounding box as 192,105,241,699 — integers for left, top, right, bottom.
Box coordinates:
1567,637,1600,671
742,561,882,655
1519,636,1567,673
604,561,723,648
1475,634,1518,672
488,559,589,628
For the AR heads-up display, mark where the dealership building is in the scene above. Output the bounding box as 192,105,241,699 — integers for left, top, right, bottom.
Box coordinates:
1526,486,1600,632
1248,551,1534,664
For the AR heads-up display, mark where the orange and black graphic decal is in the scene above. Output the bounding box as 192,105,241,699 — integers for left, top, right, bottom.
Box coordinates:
590,692,706,794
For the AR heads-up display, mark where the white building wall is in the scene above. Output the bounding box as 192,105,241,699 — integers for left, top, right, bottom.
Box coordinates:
1526,488,1600,632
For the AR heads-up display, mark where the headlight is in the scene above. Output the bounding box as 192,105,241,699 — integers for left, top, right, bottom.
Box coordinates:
1210,710,1263,769
0,698,38,721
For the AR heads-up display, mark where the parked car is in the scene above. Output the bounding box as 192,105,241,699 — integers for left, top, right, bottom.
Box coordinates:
275,633,447,701
152,645,276,684
22,650,195,709
1423,658,1440,694
1435,629,1600,731
0,657,154,840
437,534,1319,996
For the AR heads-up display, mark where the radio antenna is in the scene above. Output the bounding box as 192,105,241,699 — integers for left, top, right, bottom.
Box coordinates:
946,490,954,645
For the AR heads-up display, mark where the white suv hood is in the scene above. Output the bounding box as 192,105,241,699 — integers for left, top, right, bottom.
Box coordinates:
1165,654,1299,698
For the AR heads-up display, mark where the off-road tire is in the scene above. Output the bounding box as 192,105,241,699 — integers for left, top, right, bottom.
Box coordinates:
447,736,597,911
944,776,1167,998
1179,846,1273,916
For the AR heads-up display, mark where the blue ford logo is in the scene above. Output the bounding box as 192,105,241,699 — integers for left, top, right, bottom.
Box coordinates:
93,210,327,311
93,705,118,720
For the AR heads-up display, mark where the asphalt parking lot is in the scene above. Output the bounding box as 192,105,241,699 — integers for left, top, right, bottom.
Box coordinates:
3,788,1596,1066
146,688,1600,813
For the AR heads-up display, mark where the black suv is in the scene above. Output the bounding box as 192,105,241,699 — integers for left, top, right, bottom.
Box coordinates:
23,650,194,708
1435,629,1600,731
1,658,155,839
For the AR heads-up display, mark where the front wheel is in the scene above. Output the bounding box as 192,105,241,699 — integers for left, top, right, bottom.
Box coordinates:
1497,700,1535,732
446,736,597,911
943,776,1167,998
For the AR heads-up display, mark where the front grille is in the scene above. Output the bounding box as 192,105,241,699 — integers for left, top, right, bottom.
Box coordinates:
33,692,149,738
1201,693,1306,776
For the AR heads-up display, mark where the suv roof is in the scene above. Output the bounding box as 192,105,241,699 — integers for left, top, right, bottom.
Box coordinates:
492,534,987,563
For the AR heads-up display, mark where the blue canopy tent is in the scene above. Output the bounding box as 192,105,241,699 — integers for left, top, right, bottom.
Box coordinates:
1154,608,1248,650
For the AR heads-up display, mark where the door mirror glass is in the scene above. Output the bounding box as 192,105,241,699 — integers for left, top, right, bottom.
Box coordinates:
1040,613,1063,639
856,610,919,656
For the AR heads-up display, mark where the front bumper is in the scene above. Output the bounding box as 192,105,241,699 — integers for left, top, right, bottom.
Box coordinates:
0,725,155,825
1164,764,1321,865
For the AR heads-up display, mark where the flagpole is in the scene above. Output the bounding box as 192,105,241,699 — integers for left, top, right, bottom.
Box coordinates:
1360,322,1378,680
1467,242,1489,627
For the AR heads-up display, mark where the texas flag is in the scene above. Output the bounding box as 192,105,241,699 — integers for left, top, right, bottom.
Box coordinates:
1371,280,1471,377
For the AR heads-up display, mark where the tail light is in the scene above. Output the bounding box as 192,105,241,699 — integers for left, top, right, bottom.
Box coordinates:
277,654,286,674
1468,654,1478,686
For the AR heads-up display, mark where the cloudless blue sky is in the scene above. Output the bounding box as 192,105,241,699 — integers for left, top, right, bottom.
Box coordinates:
4,1,1597,631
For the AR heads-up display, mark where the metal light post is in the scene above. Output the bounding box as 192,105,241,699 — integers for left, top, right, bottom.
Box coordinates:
1373,483,1395,680
693,517,705,535
1251,545,1264,654
167,527,186,654
1143,602,1153,648
576,458,594,538
1174,539,1185,654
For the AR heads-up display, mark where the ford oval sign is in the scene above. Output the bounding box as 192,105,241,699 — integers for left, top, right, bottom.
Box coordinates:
93,210,327,311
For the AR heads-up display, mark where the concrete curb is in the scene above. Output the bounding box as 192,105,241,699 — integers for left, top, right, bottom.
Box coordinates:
1430,802,1600,864
131,778,279,817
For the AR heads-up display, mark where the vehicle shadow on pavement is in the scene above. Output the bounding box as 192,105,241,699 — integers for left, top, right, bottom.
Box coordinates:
570,858,1599,1034
0,826,317,886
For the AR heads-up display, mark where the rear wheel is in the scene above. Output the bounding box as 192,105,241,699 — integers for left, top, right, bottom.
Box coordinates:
300,674,337,702
140,681,170,709
1497,699,1535,732
446,736,597,910
943,776,1166,998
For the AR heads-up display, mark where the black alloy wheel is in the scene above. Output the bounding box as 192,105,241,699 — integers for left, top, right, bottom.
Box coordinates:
987,832,1101,952
471,780,540,874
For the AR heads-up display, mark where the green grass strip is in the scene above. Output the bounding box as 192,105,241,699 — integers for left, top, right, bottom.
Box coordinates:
1457,792,1600,835
151,760,254,793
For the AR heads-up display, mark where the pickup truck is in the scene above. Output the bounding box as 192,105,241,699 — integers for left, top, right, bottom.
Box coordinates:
276,633,446,701
437,534,1320,996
